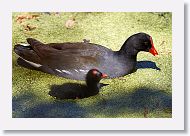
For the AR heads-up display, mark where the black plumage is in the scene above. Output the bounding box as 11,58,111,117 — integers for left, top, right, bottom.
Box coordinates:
14,32,158,80
48,69,108,99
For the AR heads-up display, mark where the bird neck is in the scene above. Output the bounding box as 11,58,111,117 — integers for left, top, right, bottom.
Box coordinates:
119,44,139,57
116,48,138,62
118,36,140,58
86,80,100,93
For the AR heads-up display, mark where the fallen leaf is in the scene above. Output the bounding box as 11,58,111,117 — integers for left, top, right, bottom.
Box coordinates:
23,24,36,31
83,39,90,43
16,14,40,23
65,18,76,29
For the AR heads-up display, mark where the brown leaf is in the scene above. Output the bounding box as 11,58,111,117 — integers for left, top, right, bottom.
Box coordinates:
16,14,40,23
65,18,76,29
23,24,36,31
83,39,90,43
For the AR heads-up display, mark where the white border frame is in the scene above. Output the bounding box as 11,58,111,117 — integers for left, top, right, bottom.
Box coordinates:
0,0,184,130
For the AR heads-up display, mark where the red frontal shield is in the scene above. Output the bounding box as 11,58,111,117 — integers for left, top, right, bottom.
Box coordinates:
149,37,158,56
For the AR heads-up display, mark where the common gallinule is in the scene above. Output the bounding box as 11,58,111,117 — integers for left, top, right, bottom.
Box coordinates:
49,69,108,99
14,32,158,80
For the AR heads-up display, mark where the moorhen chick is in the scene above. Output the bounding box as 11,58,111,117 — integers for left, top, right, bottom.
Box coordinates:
48,69,108,99
14,32,158,80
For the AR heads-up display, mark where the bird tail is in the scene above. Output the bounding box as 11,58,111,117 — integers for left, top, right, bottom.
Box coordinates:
14,44,41,65
49,85,78,100
99,83,109,89
27,38,44,46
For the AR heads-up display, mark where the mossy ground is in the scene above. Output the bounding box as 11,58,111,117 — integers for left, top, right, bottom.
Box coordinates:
12,12,172,118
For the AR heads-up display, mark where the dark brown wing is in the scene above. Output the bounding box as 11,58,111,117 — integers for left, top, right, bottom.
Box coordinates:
30,41,112,70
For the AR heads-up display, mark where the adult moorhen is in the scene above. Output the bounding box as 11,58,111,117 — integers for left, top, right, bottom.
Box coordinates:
14,32,158,80
49,69,108,99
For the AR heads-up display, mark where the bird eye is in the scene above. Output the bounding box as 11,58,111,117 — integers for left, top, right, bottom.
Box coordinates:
144,42,148,45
